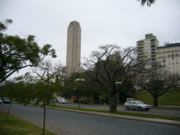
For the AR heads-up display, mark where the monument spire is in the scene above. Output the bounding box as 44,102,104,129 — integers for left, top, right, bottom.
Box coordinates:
66,21,81,76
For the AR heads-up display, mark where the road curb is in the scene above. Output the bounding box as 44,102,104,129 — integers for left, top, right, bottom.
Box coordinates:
152,106,180,110
47,106,180,126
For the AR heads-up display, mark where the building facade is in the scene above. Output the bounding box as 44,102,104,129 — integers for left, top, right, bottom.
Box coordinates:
137,34,159,66
66,21,81,76
156,43,180,75
137,34,180,75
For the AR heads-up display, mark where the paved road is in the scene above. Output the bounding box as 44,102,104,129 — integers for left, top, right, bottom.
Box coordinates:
0,104,180,135
57,103,180,117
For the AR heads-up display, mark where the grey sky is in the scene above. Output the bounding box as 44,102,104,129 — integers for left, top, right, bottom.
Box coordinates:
1,0,180,67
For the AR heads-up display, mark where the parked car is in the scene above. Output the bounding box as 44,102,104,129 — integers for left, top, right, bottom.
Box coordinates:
0,99,2,104
124,100,151,111
57,97,68,104
3,98,11,104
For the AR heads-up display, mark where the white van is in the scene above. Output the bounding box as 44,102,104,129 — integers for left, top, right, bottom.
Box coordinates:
57,97,68,104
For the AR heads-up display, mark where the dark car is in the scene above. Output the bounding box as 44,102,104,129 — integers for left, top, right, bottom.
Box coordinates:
3,98,11,104
0,99,2,104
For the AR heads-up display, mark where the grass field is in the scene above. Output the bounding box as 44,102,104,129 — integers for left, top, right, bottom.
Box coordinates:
135,90,180,106
0,111,55,135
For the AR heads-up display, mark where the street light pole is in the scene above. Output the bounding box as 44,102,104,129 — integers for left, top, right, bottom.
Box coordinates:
115,81,122,104
115,81,122,85
74,78,85,109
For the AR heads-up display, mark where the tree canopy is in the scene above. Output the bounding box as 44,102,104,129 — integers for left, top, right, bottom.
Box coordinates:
138,66,179,107
83,45,146,112
0,19,56,83
138,0,156,6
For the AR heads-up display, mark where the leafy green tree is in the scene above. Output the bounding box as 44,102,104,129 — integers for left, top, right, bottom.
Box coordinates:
138,0,156,6
0,74,37,120
0,81,17,120
0,19,56,83
14,74,37,105
1,61,62,135
33,61,62,135
62,72,92,108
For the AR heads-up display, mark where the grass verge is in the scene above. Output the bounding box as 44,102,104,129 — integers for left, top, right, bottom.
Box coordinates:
0,111,55,135
136,90,180,106
49,105,180,122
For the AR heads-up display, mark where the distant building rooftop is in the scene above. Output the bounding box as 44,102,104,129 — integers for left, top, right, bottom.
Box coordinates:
145,33,157,39
137,33,157,43
157,43,180,49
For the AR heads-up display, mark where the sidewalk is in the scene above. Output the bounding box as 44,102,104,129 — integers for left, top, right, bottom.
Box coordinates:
47,106,180,126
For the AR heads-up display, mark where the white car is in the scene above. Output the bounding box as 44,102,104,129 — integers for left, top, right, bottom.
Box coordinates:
3,98,11,104
124,100,151,111
0,99,2,104
57,97,68,104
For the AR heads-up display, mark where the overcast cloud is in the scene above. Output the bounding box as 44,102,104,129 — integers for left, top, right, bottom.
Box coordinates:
0,0,180,76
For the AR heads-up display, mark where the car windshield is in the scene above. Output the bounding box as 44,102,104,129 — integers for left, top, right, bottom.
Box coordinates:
135,101,144,104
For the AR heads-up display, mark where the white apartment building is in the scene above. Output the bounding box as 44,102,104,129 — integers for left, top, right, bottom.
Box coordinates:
137,34,180,75
156,43,180,75
137,33,159,66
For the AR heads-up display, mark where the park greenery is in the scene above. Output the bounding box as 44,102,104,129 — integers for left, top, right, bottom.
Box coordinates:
1,43,179,113
49,104,180,122
0,61,63,135
0,19,56,84
0,111,55,135
62,72,90,108
0,14,180,134
137,65,179,107
83,45,148,112
136,90,180,106
0,19,58,135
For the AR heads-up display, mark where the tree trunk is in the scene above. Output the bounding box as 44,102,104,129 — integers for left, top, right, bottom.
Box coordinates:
109,94,117,112
42,101,46,135
78,100,81,109
6,101,12,120
153,96,158,107
77,98,81,109
77,96,80,109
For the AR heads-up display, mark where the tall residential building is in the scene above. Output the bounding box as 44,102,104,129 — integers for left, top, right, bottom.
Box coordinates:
137,34,159,66
156,43,180,75
66,21,81,76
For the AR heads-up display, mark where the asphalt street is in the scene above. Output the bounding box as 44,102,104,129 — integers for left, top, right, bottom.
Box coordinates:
0,104,180,135
56,103,180,117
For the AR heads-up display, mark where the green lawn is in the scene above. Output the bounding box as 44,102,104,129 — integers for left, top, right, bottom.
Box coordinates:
136,90,180,106
0,111,56,135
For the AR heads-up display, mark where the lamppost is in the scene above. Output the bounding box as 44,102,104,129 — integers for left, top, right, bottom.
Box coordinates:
74,78,85,109
75,78,85,82
115,81,122,85
115,81,122,104
115,81,122,91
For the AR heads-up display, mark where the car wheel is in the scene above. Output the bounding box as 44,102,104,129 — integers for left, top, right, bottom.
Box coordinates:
146,108,149,111
138,107,142,111
125,106,129,110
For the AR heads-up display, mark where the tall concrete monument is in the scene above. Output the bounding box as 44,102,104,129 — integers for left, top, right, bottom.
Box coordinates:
66,21,81,76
